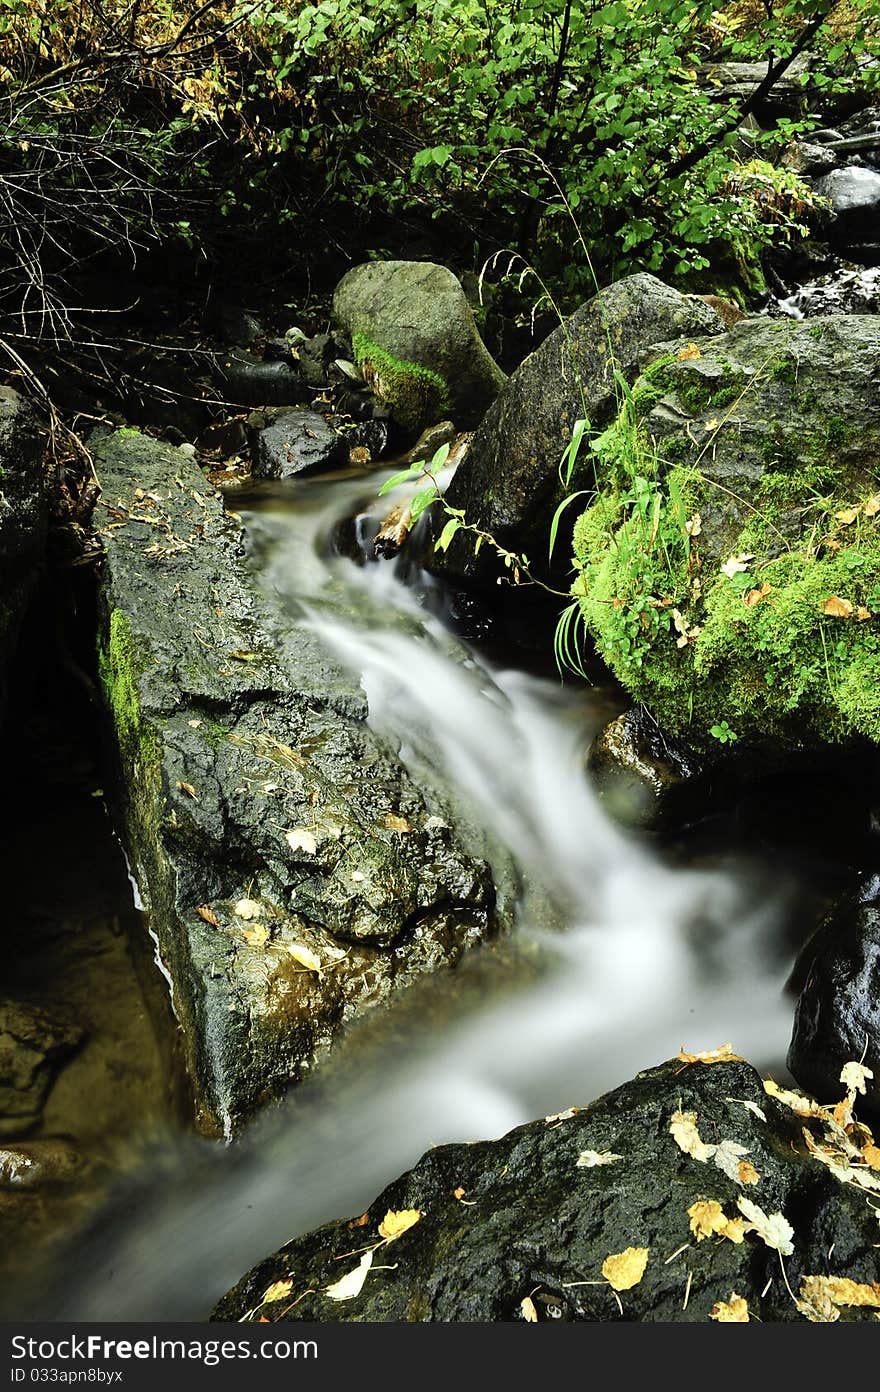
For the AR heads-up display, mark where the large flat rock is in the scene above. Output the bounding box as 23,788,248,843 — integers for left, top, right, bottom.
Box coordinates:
93,430,502,1135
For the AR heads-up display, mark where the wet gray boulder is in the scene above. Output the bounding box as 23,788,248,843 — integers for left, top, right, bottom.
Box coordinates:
215,1055,880,1322
0,1001,83,1138
332,261,506,431
251,410,349,479
0,387,46,728
815,166,880,245
93,430,505,1135
788,880,880,1116
424,273,723,589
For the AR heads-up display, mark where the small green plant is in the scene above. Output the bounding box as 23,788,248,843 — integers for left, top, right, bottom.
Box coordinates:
709,721,738,744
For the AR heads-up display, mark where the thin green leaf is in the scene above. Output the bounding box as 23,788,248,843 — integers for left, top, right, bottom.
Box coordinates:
549,490,590,559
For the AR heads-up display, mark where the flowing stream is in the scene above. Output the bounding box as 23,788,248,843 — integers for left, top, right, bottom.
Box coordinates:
31,465,807,1321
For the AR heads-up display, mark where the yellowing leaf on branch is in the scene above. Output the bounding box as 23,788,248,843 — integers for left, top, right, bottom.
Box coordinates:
262,1279,293,1304
378,1208,422,1242
709,1293,749,1322
602,1247,649,1291
736,1196,794,1255
324,1250,373,1302
678,1043,745,1066
576,1149,623,1168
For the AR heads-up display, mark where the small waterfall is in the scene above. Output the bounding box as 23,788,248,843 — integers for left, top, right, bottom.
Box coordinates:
36,467,796,1321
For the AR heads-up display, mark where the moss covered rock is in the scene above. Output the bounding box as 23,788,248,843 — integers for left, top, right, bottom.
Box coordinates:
571,315,880,751
332,261,506,432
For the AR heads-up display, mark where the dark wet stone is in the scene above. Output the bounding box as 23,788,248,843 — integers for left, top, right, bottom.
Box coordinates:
788,880,880,1117
0,388,46,728
215,351,310,408
93,432,505,1135
815,166,880,245
588,707,707,830
422,274,722,590
0,1001,83,1138
215,1056,880,1322
251,410,349,479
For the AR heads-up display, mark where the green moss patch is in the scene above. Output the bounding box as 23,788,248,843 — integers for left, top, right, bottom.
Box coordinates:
352,333,450,432
571,402,880,750
97,607,161,773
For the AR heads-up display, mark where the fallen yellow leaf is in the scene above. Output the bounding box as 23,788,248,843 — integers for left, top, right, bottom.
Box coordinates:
710,1293,749,1322
670,1109,716,1163
678,1043,744,1065
688,1200,728,1240
576,1149,623,1168
864,493,880,517
677,343,701,360
285,943,322,973
821,595,854,617
383,813,412,834
234,898,262,920
177,781,199,799
285,828,318,855
744,582,771,607
862,1143,880,1171
834,507,859,525
520,1296,538,1322
262,1279,293,1303
378,1208,422,1241
602,1247,649,1291
324,1250,372,1302
196,904,220,927
737,1160,760,1185
736,1196,794,1255
242,924,270,947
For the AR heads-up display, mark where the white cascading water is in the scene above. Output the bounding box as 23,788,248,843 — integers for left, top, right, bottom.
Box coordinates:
43,467,797,1321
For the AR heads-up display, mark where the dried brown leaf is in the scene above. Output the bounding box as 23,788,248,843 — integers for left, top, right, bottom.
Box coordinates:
678,1043,744,1065
196,904,220,927
821,595,854,617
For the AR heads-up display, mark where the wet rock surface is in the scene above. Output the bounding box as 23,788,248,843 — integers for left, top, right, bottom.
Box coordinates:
788,879,880,1116
215,1056,880,1322
588,706,707,830
0,1001,83,1138
251,410,349,479
423,274,723,590
0,387,46,725
92,431,504,1135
